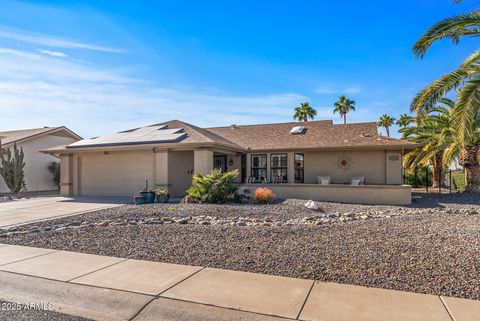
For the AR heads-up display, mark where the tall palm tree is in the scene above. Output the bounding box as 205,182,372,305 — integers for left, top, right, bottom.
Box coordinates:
293,102,317,122
378,114,396,137
411,0,480,191
333,95,356,124
396,114,413,129
403,98,458,187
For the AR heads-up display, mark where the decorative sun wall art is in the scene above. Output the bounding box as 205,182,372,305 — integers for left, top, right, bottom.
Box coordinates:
335,154,354,172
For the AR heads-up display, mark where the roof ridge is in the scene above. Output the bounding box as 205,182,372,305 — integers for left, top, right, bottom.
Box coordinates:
163,120,244,149
0,126,61,134
206,119,333,129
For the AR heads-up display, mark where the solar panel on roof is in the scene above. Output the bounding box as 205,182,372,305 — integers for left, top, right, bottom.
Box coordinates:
67,125,187,148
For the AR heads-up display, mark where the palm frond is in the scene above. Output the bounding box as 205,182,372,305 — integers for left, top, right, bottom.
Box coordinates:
453,76,480,143
410,60,480,113
413,11,480,58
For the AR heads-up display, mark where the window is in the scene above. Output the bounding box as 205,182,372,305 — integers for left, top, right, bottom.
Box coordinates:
251,154,267,181
294,153,304,183
270,154,287,183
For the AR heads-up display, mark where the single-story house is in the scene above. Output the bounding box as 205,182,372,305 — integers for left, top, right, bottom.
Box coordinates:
0,127,81,193
44,120,418,205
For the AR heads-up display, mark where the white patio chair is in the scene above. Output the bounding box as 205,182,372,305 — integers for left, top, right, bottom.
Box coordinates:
317,176,331,185
351,177,365,185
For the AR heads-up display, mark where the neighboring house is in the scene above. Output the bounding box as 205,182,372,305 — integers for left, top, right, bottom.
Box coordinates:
0,127,81,193
44,120,417,205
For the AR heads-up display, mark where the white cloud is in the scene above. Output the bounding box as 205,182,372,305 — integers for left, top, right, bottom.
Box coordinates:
0,48,307,138
344,85,362,94
314,84,362,95
38,49,67,58
0,27,122,53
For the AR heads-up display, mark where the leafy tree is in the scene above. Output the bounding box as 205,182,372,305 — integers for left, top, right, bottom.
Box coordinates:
186,169,239,204
333,95,356,124
377,114,396,137
0,143,26,195
411,0,480,191
396,114,413,130
293,102,317,122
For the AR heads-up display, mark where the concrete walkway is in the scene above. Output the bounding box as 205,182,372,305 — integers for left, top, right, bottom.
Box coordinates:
0,196,127,228
0,244,478,321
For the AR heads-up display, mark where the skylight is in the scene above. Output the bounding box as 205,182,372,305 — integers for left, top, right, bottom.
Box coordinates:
289,126,305,135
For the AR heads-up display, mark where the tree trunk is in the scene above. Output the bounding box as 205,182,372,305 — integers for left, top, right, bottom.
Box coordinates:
344,115,346,125
459,145,480,192
431,153,444,188
386,127,390,137
303,115,307,122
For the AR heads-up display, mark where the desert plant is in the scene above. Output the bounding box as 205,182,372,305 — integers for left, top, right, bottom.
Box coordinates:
0,143,26,195
252,187,274,204
293,102,317,122
48,162,60,189
186,168,239,204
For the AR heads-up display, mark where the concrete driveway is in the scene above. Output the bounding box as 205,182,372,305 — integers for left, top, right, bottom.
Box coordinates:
0,196,128,228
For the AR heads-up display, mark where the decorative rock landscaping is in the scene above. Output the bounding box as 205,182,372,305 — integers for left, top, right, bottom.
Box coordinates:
2,193,480,301
1,204,479,237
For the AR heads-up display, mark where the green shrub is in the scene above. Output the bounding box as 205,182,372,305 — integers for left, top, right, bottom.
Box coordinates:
48,162,60,188
403,166,433,188
451,171,466,191
186,169,239,204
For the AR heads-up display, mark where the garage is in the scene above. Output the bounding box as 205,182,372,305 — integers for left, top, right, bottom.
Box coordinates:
78,151,155,196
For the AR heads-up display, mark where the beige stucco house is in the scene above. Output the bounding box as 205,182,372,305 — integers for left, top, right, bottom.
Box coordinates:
0,127,81,193
44,120,417,205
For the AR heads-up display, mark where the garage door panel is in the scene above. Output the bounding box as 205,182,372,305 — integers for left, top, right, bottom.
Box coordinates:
80,152,154,196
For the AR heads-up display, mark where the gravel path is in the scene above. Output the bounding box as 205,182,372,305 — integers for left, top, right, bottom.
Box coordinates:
0,301,91,321
1,193,480,300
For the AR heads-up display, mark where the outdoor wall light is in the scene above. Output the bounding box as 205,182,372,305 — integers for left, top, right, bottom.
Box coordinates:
229,158,234,167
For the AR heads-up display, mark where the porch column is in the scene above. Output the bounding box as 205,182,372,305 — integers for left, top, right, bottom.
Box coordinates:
194,149,213,175
154,150,169,189
287,152,295,183
60,154,73,196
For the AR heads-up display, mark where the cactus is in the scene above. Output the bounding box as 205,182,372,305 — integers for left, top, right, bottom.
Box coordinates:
0,143,26,194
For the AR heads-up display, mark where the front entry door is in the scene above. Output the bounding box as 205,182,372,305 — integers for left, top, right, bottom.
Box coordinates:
213,155,227,172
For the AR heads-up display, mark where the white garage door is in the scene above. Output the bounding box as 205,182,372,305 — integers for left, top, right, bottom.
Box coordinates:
79,151,155,196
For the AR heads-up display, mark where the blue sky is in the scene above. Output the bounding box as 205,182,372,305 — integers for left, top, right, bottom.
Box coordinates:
0,0,478,138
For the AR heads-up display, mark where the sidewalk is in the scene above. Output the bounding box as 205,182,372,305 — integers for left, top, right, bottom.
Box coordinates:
0,244,478,321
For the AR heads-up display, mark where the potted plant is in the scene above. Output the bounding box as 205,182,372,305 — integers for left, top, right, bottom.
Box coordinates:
139,180,155,204
153,188,170,203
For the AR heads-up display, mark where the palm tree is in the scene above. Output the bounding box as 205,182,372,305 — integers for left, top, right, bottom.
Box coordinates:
411,0,480,191
403,98,458,187
333,95,356,124
293,102,317,122
396,114,413,129
378,114,396,137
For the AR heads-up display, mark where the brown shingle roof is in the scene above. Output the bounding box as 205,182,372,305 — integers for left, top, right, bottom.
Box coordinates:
161,120,244,150
51,120,416,152
207,120,417,151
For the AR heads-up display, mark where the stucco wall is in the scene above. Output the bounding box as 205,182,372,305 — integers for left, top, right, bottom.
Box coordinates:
240,184,412,205
0,134,77,193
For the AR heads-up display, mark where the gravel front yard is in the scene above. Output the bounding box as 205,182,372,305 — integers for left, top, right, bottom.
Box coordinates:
1,193,479,300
